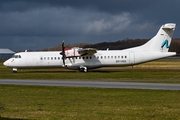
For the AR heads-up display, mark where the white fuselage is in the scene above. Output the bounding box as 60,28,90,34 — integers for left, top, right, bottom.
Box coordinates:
3,49,176,70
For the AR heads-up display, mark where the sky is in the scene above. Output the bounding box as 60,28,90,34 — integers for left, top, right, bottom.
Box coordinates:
0,0,180,51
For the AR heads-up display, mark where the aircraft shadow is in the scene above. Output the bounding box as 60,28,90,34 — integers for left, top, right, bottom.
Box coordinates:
23,69,125,73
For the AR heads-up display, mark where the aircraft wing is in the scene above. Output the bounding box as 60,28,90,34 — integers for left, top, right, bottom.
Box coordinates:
64,47,97,58
78,48,97,56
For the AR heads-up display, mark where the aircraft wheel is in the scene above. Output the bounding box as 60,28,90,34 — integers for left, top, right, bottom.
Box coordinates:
12,68,17,73
79,67,88,72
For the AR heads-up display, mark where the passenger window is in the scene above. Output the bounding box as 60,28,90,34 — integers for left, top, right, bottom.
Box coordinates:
58,57,60,60
54,57,56,60
44,57,46,60
121,56,123,58
51,57,53,60
90,56,92,59
47,57,49,60
86,56,88,59
125,56,127,58
115,56,116,59
19,55,21,58
40,57,43,60
111,56,113,59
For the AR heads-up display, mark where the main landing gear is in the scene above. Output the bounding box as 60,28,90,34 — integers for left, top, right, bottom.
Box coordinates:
79,66,88,72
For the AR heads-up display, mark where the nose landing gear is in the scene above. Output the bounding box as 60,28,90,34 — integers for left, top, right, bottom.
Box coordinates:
12,68,17,73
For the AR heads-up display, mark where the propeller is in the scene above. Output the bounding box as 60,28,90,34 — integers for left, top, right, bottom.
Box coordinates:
60,40,66,66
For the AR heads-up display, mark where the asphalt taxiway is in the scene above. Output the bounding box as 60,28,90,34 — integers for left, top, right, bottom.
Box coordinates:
0,79,180,90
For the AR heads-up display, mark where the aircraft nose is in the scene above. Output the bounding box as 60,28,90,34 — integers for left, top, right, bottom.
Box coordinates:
3,61,9,66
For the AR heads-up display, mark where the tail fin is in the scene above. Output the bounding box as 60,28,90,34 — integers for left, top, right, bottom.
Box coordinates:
140,23,176,52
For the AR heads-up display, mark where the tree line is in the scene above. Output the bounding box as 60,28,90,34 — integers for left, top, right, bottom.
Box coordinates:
41,38,180,55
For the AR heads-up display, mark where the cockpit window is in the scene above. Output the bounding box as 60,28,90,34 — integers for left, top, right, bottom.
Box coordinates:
11,55,15,58
11,55,21,59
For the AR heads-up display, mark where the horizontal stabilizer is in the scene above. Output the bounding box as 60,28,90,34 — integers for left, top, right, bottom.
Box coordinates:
162,23,176,30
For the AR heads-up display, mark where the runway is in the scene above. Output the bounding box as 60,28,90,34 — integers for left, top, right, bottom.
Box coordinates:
0,79,180,90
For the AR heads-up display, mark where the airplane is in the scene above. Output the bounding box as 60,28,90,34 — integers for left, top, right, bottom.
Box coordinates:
3,23,176,72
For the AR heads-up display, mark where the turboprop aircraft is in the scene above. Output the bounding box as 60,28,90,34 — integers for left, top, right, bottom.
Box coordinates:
3,23,176,72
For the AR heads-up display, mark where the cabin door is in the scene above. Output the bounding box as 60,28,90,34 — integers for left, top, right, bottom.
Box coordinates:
130,52,134,64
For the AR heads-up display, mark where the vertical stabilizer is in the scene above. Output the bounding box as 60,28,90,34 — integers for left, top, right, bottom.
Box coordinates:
140,23,176,52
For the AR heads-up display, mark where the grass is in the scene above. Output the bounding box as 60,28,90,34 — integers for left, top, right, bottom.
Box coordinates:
1,59,180,119
0,85,180,120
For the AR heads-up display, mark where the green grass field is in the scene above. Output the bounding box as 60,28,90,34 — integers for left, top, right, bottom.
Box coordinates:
0,85,180,120
0,59,180,119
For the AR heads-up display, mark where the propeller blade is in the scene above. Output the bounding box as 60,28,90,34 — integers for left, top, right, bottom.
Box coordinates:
62,40,65,54
61,40,66,66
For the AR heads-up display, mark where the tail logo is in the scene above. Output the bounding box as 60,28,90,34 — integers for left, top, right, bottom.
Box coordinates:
161,39,170,48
